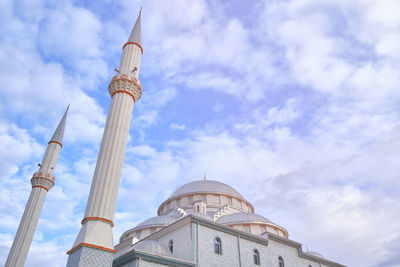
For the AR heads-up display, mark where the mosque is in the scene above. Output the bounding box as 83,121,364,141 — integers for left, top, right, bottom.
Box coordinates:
5,9,346,267
112,179,346,267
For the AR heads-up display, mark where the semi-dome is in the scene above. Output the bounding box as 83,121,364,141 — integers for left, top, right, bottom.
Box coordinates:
135,215,177,229
133,240,173,257
218,212,273,225
218,212,289,238
169,180,244,199
119,215,177,242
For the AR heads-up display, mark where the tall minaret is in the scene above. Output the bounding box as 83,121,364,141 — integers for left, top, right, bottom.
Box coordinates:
66,11,143,267
5,106,69,267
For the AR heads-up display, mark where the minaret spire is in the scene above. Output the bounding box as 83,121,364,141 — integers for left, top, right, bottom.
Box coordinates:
5,106,68,267
128,9,141,45
50,104,69,145
67,10,143,267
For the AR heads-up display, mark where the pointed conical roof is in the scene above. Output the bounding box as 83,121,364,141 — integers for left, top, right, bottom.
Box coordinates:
50,105,69,144
128,9,141,45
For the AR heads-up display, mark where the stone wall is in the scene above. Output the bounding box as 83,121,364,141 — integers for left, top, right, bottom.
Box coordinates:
158,223,193,261
197,223,240,267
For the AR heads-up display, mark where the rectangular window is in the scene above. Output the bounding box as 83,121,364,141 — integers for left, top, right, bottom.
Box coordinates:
150,227,156,234
243,224,251,233
188,195,193,204
136,230,141,239
176,198,181,207
201,194,206,201
227,197,232,205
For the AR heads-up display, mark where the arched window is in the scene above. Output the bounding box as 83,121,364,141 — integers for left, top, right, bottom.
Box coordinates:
214,237,222,254
168,239,173,253
196,206,200,212
278,256,284,267
253,249,260,265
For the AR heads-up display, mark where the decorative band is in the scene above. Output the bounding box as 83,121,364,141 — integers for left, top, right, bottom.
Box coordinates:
66,242,117,255
81,217,114,227
48,140,63,148
111,90,136,102
122,42,143,54
32,185,49,192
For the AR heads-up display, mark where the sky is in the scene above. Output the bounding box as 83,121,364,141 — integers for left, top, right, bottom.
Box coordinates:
0,0,399,266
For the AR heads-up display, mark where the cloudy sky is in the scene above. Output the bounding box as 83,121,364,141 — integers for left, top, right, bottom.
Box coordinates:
1,0,400,266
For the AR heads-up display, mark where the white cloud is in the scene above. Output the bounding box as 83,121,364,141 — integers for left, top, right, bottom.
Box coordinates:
0,122,42,179
170,123,186,130
37,2,107,88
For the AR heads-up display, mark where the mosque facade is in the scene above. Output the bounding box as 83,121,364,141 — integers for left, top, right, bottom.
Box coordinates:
5,8,346,267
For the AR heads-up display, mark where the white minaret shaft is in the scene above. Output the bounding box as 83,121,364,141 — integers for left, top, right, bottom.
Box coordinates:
67,11,142,266
5,107,68,267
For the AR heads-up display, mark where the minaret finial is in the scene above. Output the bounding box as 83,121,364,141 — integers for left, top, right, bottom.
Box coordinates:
127,9,142,44
50,105,69,145
204,173,206,181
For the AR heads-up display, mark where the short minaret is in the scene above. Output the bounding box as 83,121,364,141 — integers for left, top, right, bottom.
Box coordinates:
5,106,69,267
66,11,143,267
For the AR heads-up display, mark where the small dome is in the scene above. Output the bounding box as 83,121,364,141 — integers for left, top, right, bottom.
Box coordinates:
135,215,177,229
306,251,325,259
218,212,273,225
133,240,173,257
169,180,243,199
120,215,177,242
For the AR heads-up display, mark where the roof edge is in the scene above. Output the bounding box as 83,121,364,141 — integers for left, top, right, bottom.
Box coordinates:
113,248,195,267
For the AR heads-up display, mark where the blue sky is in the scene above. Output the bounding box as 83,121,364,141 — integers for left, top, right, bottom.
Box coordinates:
1,0,400,266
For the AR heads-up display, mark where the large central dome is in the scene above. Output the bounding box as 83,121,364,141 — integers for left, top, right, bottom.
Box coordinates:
169,180,243,199
157,179,254,216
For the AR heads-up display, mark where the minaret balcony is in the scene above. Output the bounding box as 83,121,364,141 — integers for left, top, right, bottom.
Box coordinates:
108,75,142,102
31,172,55,191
